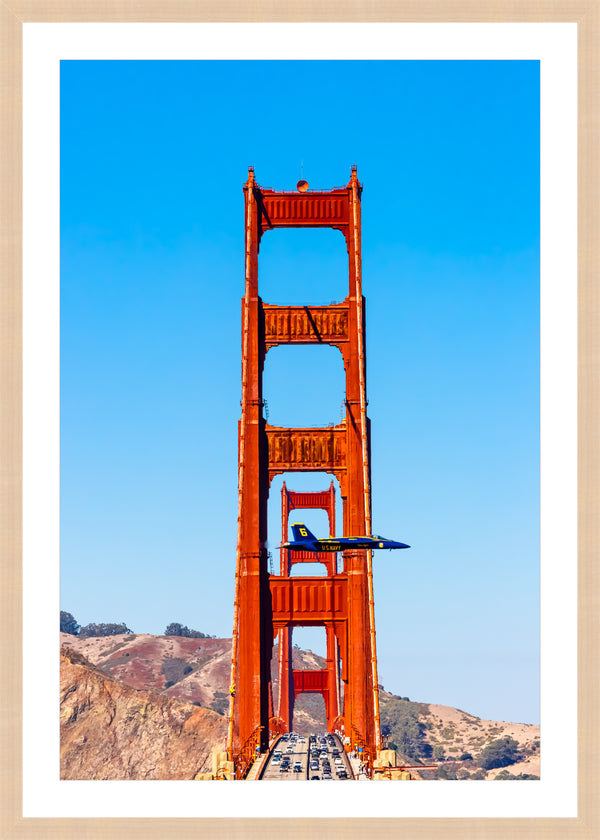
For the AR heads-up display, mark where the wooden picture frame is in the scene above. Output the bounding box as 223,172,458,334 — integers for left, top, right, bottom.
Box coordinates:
2,3,597,838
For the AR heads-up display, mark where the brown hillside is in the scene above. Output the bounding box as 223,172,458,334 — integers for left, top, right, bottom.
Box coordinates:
60,633,540,780
424,703,540,779
60,647,227,780
60,632,330,732
60,632,233,715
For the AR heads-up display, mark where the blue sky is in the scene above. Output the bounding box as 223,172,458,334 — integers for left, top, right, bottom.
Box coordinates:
60,59,539,724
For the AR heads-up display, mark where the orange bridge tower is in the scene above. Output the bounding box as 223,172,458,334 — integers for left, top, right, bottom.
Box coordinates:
278,482,341,733
228,167,381,777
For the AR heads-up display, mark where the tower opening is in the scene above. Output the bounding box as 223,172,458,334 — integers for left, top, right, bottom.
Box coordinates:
263,344,345,429
259,228,348,306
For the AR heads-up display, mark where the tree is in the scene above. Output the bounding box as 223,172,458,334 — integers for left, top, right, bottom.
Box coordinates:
478,737,522,770
79,622,133,637
379,698,432,761
60,611,80,635
164,623,208,639
433,745,445,761
165,622,185,636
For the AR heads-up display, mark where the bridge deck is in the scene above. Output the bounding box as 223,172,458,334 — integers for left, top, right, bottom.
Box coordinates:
258,732,354,781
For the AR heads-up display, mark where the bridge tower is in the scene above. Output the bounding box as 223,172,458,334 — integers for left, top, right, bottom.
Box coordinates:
277,481,341,732
228,167,381,777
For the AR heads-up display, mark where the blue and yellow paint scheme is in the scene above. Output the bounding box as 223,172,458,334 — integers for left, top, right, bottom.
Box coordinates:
279,523,410,552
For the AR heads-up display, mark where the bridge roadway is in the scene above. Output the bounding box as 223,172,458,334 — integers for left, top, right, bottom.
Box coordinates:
259,732,354,781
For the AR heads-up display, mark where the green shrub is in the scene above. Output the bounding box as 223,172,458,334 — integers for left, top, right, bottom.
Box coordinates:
162,657,191,686
435,765,457,780
379,696,432,762
478,737,522,770
494,769,539,780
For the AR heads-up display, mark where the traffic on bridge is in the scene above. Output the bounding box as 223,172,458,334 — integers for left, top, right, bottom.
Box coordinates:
259,732,354,781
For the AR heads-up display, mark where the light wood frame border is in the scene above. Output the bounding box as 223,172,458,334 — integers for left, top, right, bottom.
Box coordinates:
1,2,597,838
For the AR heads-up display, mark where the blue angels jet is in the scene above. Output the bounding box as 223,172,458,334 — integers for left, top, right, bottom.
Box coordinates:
280,523,410,553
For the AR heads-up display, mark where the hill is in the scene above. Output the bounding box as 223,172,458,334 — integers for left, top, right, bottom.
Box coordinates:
60,631,330,732
379,691,540,779
60,646,227,779
60,632,540,780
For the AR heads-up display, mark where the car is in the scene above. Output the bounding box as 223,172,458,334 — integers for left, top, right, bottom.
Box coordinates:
272,757,281,765
310,775,320,780
337,770,348,779
279,764,289,772
310,761,319,770
293,763,302,773
334,757,343,765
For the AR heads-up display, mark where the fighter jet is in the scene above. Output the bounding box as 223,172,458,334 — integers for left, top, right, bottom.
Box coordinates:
279,523,410,552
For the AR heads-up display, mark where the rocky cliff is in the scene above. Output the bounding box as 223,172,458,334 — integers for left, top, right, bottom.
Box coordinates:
60,647,227,780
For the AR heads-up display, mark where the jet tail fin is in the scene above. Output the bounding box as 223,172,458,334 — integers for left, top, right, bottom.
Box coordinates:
291,523,317,542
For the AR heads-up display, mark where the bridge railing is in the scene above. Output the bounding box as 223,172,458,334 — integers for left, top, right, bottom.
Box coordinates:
233,724,265,780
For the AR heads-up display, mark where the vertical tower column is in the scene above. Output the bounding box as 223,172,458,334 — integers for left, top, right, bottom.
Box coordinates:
229,169,272,769
342,167,378,754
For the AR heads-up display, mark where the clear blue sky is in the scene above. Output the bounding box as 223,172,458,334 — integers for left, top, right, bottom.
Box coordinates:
60,60,540,724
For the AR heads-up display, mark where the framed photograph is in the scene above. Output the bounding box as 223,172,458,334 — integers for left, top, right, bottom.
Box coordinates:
2,3,596,839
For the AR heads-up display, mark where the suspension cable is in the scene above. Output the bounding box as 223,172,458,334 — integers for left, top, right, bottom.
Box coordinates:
351,171,381,753
227,171,254,759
